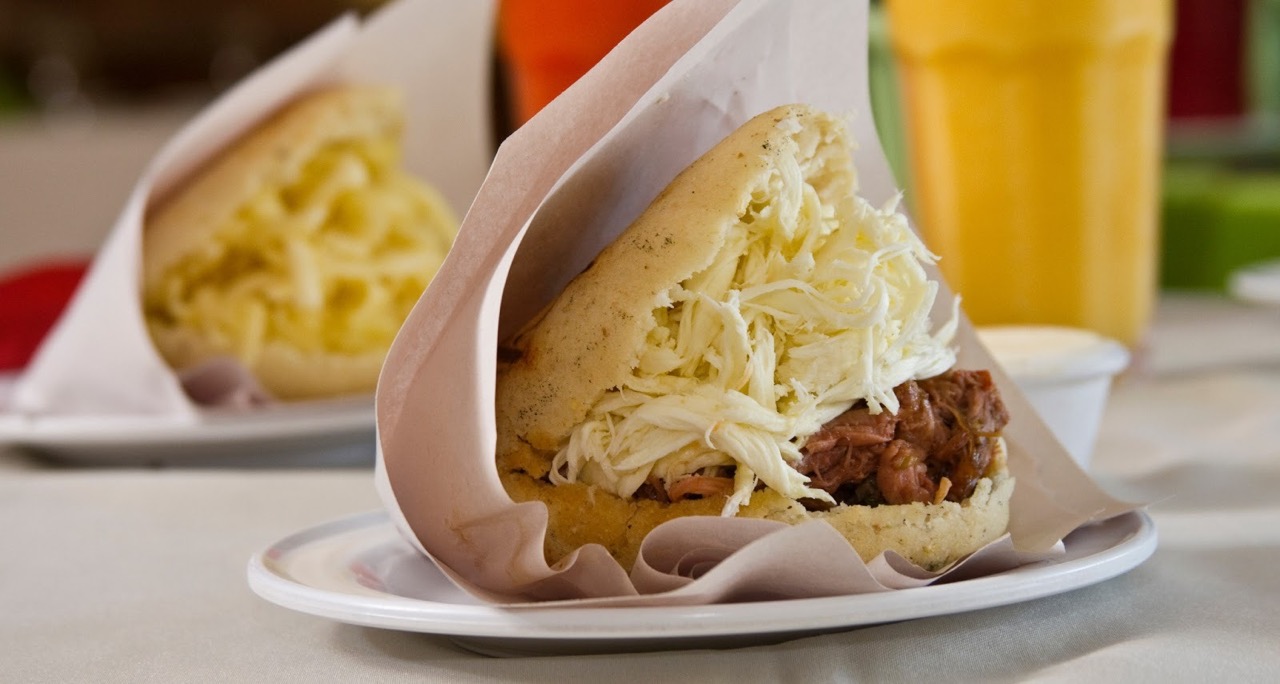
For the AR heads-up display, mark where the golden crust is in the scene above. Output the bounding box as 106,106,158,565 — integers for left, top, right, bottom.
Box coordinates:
742,441,1013,571
498,441,725,569
501,438,1012,571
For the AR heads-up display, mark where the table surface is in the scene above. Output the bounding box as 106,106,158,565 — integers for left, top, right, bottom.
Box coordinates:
3,293,1278,682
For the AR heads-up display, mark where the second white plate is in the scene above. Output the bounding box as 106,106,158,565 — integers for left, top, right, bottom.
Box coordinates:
248,509,1157,656
0,395,375,466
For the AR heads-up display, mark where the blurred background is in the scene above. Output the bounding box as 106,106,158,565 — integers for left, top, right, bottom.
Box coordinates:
2,0,1279,364
873,0,1279,299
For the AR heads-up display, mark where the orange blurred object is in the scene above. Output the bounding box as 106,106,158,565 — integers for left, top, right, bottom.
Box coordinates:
498,0,670,126
888,0,1172,347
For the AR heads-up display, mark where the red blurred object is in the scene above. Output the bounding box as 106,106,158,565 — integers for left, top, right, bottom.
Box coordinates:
0,260,90,371
1167,0,1246,119
497,0,671,127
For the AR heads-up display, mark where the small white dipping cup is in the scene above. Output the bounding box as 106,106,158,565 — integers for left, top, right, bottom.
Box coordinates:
976,326,1130,469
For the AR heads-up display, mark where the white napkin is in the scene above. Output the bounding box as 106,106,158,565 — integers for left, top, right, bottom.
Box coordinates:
375,0,1139,604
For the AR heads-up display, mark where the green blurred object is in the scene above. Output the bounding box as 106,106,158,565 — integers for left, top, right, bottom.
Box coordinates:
866,4,911,196
0,69,32,116
1161,0,1280,292
1161,163,1225,290
1161,159,1280,291
1248,0,1280,119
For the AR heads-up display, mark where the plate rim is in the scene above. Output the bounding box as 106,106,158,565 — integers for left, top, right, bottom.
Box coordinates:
0,396,374,447
246,509,1158,641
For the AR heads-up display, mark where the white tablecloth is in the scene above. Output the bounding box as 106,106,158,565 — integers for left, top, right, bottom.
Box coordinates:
3,294,1279,682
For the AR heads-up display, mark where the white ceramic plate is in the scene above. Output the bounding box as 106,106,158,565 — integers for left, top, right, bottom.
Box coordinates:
1229,260,1280,305
248,509,1157,656
0,395,374,466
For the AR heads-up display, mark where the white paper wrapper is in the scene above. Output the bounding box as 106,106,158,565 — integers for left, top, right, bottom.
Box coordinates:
377,0,1140,604
11,0,495,417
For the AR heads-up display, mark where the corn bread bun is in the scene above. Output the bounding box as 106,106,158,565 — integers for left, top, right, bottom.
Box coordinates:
501,436,1010,571
496,105,1012,571
143,86,457,400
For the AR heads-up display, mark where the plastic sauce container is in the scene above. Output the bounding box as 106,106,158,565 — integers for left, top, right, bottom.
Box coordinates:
977,325,1131,469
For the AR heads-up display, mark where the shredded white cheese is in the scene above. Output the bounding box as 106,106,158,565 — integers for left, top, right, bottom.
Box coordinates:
551,125,957,515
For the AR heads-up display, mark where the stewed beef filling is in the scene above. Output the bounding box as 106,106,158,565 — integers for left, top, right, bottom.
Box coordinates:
628,369,1008,507
796,369,1009,509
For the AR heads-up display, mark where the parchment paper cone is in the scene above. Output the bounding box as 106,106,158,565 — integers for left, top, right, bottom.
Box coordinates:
11,0,494,417
377,0,1140,605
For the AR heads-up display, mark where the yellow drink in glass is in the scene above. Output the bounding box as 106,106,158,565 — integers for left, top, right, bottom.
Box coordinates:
886,0,1173,346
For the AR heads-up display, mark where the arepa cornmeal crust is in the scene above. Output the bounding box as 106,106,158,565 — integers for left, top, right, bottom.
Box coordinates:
143,86,457,400
500,437,1011,571
496,104,1013,571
